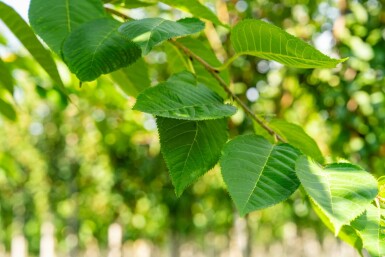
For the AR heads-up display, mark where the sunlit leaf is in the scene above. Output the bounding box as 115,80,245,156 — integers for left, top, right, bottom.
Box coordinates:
160,0,224,26
311,201,363,254
110,58,151,97
29,0,105,55
63,18,141,82
296,156,378,234
351,204,385,257
157,117,228,196
231,19,347,68
0,2,65,91
134,71,236,120
270,119,324,163
220,135,301,216
118,18,205,55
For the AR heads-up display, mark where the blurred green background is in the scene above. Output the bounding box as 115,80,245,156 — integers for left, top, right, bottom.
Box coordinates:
0,0,384,256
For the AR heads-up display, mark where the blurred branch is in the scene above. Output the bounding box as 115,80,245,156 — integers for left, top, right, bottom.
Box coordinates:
104,6,132,20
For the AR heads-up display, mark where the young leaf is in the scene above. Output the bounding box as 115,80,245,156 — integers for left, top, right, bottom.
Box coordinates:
160,0,224,26
118,18,205,55
134,71,236,120
351,204,385,257
0,58,14,93
0,98,16,121
0,2,65,92
157,117,228,196
220,135,301,216
296,156,378,234
110,58,151,97
62,18,141,82
176,38,229,98
270,119,324,163
29,0,106,55
231,20,347,68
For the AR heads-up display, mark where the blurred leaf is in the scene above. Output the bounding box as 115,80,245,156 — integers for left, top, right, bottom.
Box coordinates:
134,71,236,120
160,0,224,26
119,18,205,55
177,38,228,98
157,117,228,196
220,135,300,216
231,19,347,68
379,176,385,199
0,2,65,92
351,204,385,257
270,119,324,163
0,98,16,121
105,0,156,8
63,18,141,82
0,58,13,93
296,157,378,234
163,42,191,74
110,58,151,97
311,200,363,255
29,0,105,55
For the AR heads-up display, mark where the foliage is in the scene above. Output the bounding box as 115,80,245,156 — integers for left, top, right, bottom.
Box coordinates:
0,0,384,256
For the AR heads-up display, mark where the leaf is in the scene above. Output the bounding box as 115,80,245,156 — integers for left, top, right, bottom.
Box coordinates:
160,0,224,26
106,0,156,8
110,58,151,97
134,71,236,120
0,98,16,121
378,176,385,200
351,204,385,257
311,200,363,254
0,58,13,93
163,42,191,74
270,119,324,163
296,156,378,234
231,19,347,68
157,117,228,196
0,2,65,92
62,18,142,82
29,0,106,55
220,135,301,216
176,38,228,98
118,18,205,55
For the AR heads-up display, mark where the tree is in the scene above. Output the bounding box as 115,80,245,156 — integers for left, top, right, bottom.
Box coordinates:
0,0,384,256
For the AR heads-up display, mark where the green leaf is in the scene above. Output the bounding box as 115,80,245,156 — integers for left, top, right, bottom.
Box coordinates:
0,98,16,121
62,18,141,82
270,119,324,163
0,58,13,93
296,156,378,234
163,42,191,74
105,0,156,8
134,71,236,120
231,19,347,68
118,18,205,55
110,58,151,97
311,200,363,254
176,38,229,98
220,135,301,216
0,2,65,92
351,204,385,257
160,0,224,26
29,0,105,55
157,117,228,196
378,176,385,200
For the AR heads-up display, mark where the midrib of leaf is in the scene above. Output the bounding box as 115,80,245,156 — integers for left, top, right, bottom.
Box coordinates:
243,144,274,213
181,121,200,174
324,171,335,218
144,19,167,53
89,27,117,73
65,0,71,32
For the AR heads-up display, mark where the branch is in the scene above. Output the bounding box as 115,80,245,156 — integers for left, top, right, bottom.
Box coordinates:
171,39,286,142
104,6,132,20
